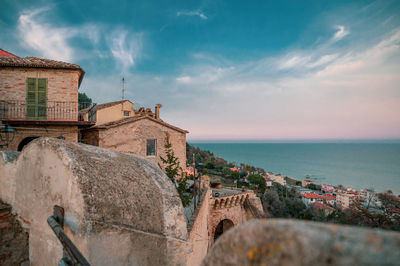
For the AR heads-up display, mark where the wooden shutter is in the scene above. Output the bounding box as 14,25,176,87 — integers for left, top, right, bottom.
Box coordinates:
26,78,47,120
37,78,47,120
26,78,37,119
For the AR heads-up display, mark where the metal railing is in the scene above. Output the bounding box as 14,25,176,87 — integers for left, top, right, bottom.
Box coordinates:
0,100,93,121
47,206,91,266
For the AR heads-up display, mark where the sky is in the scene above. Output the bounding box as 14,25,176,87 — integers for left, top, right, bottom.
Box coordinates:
1,0,400,140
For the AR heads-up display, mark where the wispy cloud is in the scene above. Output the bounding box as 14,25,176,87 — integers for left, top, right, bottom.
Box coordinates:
18,7,77,61
108,30,142,71
177,11,208,20
332,25,350,41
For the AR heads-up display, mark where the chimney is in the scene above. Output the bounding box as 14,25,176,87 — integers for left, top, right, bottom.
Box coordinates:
155,104,162,119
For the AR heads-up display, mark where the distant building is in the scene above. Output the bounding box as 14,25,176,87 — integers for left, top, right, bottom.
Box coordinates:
321,184,334,193
80,101,188,171
0,49,93,151
310,202,335,215
336,192,360,209
321,194,336,206
230,166,239,172
264,178,273,187
265,173,286,186
301,193,323,207
302,179,315,187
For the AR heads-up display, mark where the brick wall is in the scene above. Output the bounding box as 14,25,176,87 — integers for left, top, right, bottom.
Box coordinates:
0,68,80,103
2,125,78,151
0,202,29,266
82,118,187,171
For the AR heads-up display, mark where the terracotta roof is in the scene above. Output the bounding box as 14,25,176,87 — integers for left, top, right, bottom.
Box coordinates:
0,49,18,57
85,114,189,134
0,56,85,85
322,194,336,201
310,202,335,210
301,193,323,199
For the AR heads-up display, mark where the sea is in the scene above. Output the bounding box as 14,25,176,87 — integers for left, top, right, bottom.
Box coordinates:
189,141,400,195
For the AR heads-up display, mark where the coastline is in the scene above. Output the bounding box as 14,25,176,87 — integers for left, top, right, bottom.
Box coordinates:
189,141,400,195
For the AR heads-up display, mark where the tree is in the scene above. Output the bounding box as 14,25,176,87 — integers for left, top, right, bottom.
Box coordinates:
78,92,92,110
159,133,192,207
248,174,266,193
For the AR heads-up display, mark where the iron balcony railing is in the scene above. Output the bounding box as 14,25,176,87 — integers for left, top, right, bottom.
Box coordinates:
0,100,94,121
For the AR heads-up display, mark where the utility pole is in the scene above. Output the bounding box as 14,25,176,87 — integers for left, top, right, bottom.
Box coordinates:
121,77,126,100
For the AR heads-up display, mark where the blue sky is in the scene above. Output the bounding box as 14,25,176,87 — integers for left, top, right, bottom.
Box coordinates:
1,0,400,140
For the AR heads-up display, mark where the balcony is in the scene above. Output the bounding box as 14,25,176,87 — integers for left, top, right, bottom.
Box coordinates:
0,100,95,125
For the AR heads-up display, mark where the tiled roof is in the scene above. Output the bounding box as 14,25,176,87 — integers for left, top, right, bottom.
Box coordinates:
0,55,85,85
301,193,323,199
85,114,189,134
0,49,18,57
310,202,335,210
322,194,336,201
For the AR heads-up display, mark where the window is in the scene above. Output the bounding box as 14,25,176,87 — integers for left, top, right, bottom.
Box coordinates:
124,111,130,117
26,78,47,120
146,139,156,156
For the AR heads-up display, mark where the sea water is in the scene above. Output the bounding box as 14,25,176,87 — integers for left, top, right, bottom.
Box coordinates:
189,141,400,194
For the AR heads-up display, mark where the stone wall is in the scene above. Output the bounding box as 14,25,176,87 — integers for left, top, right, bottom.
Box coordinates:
186,188,211,266
3,125,78,151
0,68,80,103
0,138,190,266
202,219,400,266
0,202,29,266
83,117,187,171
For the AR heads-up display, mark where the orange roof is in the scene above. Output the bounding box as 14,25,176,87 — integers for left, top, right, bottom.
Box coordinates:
322,194,336,201
0,49,18,57
301,193,323,199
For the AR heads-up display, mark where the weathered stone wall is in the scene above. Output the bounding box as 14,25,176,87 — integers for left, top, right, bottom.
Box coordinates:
202,219,400,266
0,138,190,266
88,118,187,171
186,188,211,266
79,129,99,146
3,125,78,151
0,202,29,266
0,68,80,103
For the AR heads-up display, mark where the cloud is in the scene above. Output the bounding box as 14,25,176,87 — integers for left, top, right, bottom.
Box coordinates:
18,7,77,61
177,11,208,20
108,31,142,71
332,25,350,41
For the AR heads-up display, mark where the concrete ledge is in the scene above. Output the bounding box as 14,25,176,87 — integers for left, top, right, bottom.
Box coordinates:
201,218,400,266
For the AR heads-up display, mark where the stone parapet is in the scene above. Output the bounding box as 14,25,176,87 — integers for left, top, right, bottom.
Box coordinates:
202,219,400,266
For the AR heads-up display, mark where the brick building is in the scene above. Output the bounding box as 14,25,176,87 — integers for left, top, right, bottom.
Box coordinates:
80,101,188,171
0,49,94,150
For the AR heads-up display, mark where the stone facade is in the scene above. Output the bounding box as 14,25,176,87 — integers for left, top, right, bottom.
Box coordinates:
5,125,78,151
81,116,187,171
0,57,90,151
0,68,80,103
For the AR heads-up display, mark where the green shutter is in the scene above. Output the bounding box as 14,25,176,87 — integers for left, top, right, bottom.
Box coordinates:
26,78,47,120
26,78,37,119
37,78,47,120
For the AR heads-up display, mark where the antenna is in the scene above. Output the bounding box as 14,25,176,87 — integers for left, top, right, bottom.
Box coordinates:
122,77,126,100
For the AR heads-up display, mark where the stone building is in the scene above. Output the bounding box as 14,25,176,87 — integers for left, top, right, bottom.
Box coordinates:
80,101,188,170
0,49,93,150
